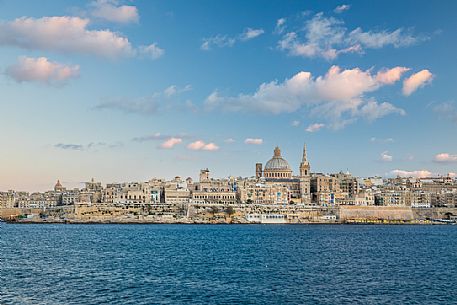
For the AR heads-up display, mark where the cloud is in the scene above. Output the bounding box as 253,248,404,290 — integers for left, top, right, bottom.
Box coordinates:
434,153,457,163
244,138,263,145
95,96,160,115
376,67,410,84
370,137,394,143
138,43,165,59
240,28,265,41
0,16,162,59
5,56,79,84
356,100,405,121
402,69,433,96
201,27,264,50
380,151,393,162
224,138,236,143
54,143,84,151
54,142,121,151
95,85,191,115
334,4,351,13
305,123,325,132
278,12,423,60
159,137,182,149
205,65,406,128
291,120,300,127
89,0,139,24
163,84,192,97
187,140,219,151
132,132,190,142
201,35,236,50
389,169,432,178
132,132,164,142
433,102,457,123
274,18,286,34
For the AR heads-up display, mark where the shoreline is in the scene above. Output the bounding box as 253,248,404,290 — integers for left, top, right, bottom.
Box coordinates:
2,219,451,225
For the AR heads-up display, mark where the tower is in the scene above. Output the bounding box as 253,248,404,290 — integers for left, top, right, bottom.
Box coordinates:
199,168,210,182
299,144,310,177
255,163,263,179
299,144,311,204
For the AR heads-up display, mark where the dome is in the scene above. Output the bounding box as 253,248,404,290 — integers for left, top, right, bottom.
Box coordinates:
264,147,291,170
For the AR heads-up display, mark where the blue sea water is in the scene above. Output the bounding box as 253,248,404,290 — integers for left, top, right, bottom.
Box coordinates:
1,224,457,305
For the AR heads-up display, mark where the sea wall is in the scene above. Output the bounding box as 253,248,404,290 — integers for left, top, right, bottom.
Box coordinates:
412,207,457,220
339,206,415,221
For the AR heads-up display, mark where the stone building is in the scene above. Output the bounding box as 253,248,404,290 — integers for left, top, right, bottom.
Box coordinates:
255,144,311,204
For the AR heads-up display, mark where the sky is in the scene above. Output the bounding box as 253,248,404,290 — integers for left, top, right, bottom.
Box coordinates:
1,0,457,192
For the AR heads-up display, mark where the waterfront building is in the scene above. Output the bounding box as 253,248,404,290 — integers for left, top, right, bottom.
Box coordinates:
237,179,290,205
61,189,80,205
191,169,237,204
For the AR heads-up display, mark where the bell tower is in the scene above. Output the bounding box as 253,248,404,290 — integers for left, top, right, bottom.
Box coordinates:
299,143,311,204
299,144,310,177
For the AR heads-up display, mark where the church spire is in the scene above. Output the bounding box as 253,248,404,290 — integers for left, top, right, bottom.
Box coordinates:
302,143,308,163
299,143,310,176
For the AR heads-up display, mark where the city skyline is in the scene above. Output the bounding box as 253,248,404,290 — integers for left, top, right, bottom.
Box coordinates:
1,0,457,192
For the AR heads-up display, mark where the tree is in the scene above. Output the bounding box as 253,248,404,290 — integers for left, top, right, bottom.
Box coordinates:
208,206,219,218
225,206,236,217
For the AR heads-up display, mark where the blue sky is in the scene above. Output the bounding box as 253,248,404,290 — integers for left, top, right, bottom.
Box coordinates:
1,0,456,191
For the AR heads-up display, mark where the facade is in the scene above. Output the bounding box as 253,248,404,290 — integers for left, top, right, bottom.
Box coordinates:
255,144,311,204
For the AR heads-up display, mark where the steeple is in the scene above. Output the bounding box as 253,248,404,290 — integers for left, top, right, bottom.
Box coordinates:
302,144,308,164
299,143,310,176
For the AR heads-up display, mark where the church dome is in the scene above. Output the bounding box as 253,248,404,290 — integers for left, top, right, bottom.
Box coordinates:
264,147,291,170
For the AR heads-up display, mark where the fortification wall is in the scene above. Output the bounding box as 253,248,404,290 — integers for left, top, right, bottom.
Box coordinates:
339,206,414,221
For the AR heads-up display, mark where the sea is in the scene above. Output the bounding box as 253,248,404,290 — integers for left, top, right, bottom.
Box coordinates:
1,223,456,305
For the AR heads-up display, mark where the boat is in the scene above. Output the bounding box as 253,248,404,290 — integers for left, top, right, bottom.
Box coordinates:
245,213,288,224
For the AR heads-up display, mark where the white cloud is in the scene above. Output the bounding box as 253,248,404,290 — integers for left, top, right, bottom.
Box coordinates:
434,153,457,163
402,69,433,96
291,120,300,127
278,12,423,60
0,16,162,58
274,18,286,34
205,65,406,128
201,27,264,50
160,137,182,149
305,123,325,132
433,102,457,124
187,140,219,151
244,138,263,145
334,4,351,13
376,67,410,84
95,95,160,114
240,28,265,41
370,137,394,143
348,28,419,49
380,151,393,162
90,0,139,24
95,84,191,115
132,132,190,142
201,35,236,50
138,43,165,59
389,169,432,178
163,84,192,97
356,100,405,121
6,56,79,84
